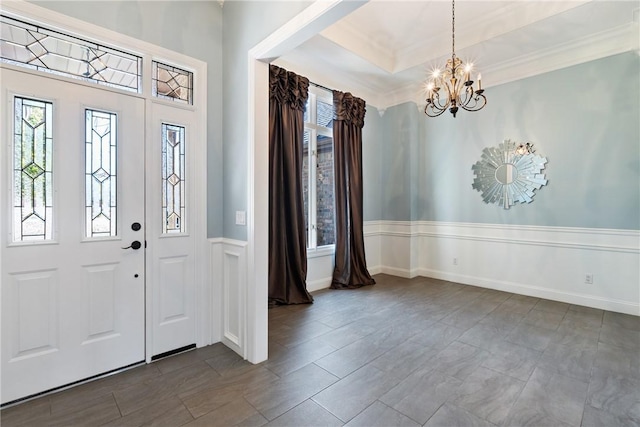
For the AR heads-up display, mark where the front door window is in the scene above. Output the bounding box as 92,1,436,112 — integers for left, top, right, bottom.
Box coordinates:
85,109,118,238
13,97,54,242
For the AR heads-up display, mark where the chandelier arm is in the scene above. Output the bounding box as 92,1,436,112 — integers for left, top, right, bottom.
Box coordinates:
432,86,451,111
425,103,449,116
457,85,474,107
425,88,450,116
432,101,449,112
424,104,448,117
459,93,487,112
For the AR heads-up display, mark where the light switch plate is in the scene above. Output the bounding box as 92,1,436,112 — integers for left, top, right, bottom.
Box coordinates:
235,210,246,226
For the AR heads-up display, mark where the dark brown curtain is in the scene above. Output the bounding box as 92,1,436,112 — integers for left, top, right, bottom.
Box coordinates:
331,91,376,289
268,64,313,305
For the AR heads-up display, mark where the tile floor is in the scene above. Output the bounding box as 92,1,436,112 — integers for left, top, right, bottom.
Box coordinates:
2,274,639,426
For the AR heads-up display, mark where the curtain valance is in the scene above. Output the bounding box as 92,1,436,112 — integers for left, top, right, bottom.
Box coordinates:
333,91,366,128
269,64,309,111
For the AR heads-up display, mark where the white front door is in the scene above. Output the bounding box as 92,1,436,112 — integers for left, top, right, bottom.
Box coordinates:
1,68,146,404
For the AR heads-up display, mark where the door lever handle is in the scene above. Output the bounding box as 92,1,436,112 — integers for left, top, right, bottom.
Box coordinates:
122,240,142,250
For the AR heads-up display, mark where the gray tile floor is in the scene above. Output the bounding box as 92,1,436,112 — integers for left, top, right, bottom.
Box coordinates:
2,274,639,426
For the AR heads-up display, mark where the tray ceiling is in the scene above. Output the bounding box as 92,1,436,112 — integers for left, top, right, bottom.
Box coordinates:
274,1,639,110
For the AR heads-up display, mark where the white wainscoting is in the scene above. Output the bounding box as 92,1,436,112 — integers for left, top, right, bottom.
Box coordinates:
209,238,247,358
364,221,640,315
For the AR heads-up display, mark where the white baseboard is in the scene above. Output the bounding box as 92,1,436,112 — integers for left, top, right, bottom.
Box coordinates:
419,268,639,315
368,265,382,276
307,276,332,293
377,266,419,279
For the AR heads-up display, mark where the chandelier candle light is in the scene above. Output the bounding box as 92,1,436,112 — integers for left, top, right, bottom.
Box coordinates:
424,0,487,117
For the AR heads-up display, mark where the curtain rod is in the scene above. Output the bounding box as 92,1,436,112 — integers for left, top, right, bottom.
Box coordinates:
310,81,333,93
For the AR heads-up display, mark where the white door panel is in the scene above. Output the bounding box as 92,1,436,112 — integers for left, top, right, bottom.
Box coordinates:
147,103,198,357
1,68,145,403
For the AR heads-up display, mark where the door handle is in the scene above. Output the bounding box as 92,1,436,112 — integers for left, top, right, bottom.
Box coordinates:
122,240,142,250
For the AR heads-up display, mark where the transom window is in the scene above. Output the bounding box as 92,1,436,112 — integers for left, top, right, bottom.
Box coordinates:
152,62,193,105
1,15,142,93
303,86,335,249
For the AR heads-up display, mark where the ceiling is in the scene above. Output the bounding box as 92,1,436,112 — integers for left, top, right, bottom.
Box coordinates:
274,1,639,111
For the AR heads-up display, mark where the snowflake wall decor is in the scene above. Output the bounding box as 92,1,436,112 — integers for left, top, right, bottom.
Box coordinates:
472,140,548,209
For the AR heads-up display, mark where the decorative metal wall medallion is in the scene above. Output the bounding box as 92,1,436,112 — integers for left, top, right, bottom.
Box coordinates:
472,140,548,209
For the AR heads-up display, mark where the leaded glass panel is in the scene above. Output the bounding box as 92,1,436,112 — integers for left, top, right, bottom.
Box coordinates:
152,62,193,105
162,123,186,234
1,15,142,92
85,110,117,237
13,97,53,241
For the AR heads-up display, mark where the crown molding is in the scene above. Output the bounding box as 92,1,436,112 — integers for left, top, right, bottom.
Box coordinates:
482,22,638,87
367,22,639,111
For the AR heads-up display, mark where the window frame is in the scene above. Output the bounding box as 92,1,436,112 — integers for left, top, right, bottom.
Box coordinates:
303,86,335,254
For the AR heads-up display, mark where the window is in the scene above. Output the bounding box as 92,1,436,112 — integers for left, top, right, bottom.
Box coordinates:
152,62,193,105
85,109,117,238
1,15,142,93
303,86,335,249
13,96,54,242
162,123,186,234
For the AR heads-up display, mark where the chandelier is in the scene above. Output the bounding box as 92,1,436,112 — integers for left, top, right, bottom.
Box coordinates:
424,0,486,118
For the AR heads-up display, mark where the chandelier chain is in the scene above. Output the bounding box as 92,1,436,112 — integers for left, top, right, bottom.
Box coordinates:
452,0,455,58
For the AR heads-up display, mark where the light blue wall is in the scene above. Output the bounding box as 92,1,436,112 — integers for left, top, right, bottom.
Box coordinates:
30,1,225,237
362,105,382,222
222,1,312,241
374,52,640,230
377,103,422,221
